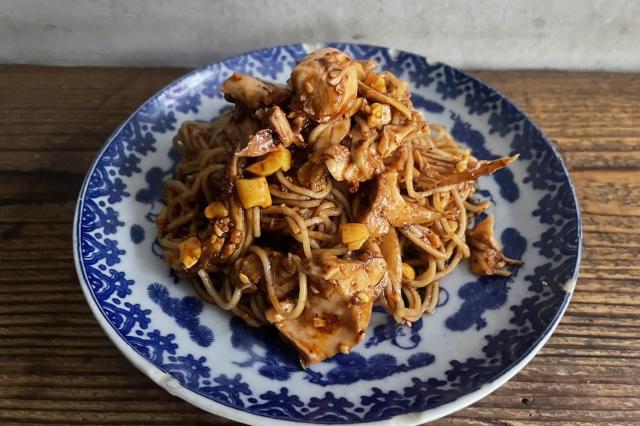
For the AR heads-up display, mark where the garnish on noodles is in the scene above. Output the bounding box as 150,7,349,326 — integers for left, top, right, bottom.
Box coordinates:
157,48,520,365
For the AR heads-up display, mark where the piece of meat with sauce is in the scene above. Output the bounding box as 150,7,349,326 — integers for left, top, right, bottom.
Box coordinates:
234,129,278,158
296,161,328,192
256,106,296,147
267,252,386,364
322,120,420,189
416,155,518,190
467,215,521,276
361,170,440,237
222,72,291,110
291,48,359,122
308,119,351,162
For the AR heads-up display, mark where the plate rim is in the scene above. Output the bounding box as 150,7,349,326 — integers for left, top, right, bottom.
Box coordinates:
73,42,583,425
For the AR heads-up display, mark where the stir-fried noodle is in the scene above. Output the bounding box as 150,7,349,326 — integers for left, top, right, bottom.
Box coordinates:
157,48,520,364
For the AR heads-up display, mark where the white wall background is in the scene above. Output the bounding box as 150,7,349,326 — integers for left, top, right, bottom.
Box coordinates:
1,0,639,70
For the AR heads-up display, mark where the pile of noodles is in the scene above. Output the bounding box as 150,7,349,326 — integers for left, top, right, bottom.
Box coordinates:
157,53,514,329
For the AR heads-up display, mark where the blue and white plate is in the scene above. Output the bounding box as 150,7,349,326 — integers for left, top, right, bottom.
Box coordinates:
73,43,582,425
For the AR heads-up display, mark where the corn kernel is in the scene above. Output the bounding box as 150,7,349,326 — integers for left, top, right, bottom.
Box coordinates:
455,159,468,172
179,237,201,269
238,273,251,286
236,177,272,209
347,240,365,250
356,292,370,303
341,223,369,243
204,201,228,219
313,317,326,328
401,263,416,281
367,103,392,128
210,235,225,253
246,147,292,176
364,72,386,93
341,223,369,250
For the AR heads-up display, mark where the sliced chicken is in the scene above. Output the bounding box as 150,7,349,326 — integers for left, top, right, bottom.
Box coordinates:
308,119,351,161
267,252,386,364
321,120,419,189
323,144,353,183
378,228,403,313
361,170,440,237
416,155,518,190
221,72,291,110
291,48,359,122
257,106,295,147
467,215,521,276
296,160,328,192
235,129,278,158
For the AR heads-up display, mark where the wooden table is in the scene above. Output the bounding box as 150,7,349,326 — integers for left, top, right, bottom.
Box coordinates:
1,66,638,425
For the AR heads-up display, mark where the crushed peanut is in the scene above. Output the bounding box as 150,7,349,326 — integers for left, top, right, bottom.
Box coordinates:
204,201,228,219
304,81,314,93
401,263,416,280
210,235,225,253
364,72,386,93
356,292,369,303
456,159,468,172
237,273,252,288
313,317,326,328
367,103,392,128
178,237,201,269
338,343,351,355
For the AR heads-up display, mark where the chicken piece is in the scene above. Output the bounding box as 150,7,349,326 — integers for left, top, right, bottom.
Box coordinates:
467,215,521,276
257,106,295,147
321,120,419,189
378,228,402,314
235,129,278,158
291,48,359,122
384,143,410,172
361,170,440,237
356,59,378,79
380,228,402,292
417,155,518,190
376,122,422,158
227,128,279,194
322,134,384,190
323,144,353,183
268,253,386,364
221,72,291,110
308,119,351,161
296,161,328,192
349,130,386,184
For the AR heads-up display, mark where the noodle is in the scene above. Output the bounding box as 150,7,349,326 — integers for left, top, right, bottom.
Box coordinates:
197,269,243,310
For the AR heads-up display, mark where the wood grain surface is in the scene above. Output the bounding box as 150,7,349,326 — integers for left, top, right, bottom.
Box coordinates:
0,65,638,425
